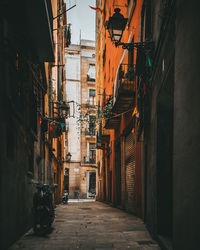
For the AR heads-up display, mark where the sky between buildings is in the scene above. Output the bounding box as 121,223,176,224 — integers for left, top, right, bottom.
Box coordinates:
65,0,96,44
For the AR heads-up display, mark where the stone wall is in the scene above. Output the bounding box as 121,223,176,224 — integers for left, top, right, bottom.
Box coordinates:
173,1,200,249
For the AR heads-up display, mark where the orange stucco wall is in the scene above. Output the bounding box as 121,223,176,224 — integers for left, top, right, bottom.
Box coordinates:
102,0,143,204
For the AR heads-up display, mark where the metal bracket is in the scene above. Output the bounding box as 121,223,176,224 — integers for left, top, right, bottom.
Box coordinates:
115,41,154,51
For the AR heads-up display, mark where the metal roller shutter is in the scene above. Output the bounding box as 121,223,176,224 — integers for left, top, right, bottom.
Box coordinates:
125,132,136,213
115,141,121,206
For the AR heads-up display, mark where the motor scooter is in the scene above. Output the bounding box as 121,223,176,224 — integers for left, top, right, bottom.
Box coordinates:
61,190,68,204
33,183,57,236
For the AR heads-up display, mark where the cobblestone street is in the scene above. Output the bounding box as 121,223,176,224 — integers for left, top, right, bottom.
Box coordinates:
9,201,160,250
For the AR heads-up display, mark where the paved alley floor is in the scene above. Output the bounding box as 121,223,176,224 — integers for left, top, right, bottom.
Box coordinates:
9,201,160,250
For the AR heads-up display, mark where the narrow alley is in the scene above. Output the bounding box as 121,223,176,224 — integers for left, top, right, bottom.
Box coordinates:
9,201,159,250
1,0,200,249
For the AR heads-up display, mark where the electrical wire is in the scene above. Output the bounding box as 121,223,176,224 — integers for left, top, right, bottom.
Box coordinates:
103,108,134,121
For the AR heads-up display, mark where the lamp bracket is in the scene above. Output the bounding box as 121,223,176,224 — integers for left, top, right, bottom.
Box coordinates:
115,41,154,51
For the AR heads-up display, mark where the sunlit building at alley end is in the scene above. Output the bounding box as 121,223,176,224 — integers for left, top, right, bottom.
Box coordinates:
0,0,200,250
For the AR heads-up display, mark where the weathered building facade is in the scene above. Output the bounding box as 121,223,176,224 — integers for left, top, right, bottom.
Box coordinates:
96,0,200,249
49,0,69,204
0,0,69,248
144,0,200,249
64,40,97,199
96,0,143,215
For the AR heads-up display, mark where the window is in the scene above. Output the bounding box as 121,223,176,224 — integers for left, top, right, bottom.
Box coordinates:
89,115,96,133
89,89,96,105
89,89,96,96
89,143,96,163
87,64,96,82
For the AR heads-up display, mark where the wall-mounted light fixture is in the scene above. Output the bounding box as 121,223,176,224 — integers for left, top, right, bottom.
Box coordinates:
105,8,127,44
105,8,153,51
66,152,72,162
63,152,72,163
59,101,70,118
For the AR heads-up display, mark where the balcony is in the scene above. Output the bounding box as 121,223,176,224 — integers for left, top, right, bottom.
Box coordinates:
104,116,121,129
85,129,96,137
102,97,121,129
112,64,136,114
96,131,110,149
87,75,96,83
84,156,96,164
85,100,97,109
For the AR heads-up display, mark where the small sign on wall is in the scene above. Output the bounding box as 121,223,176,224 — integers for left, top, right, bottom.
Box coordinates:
74,168,79,172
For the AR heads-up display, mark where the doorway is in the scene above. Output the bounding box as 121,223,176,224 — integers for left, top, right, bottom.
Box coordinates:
87,171,96,198
103,158,106,200
64,168,69,193
156,64,173,241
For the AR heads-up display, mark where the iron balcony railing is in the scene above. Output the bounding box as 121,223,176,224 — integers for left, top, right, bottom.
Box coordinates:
85,129,96,136
87,75,95,82
84,156,96,164
115,63,136,98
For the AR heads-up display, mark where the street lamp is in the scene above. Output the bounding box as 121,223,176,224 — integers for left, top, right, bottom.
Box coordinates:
60,101,70,118
62,152,72,163
66,152,72,162
105,8,127,44
105,8,153,51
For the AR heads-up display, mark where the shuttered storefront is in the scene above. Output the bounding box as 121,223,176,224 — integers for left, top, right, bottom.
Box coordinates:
125,131,136,213
115,141,121,206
